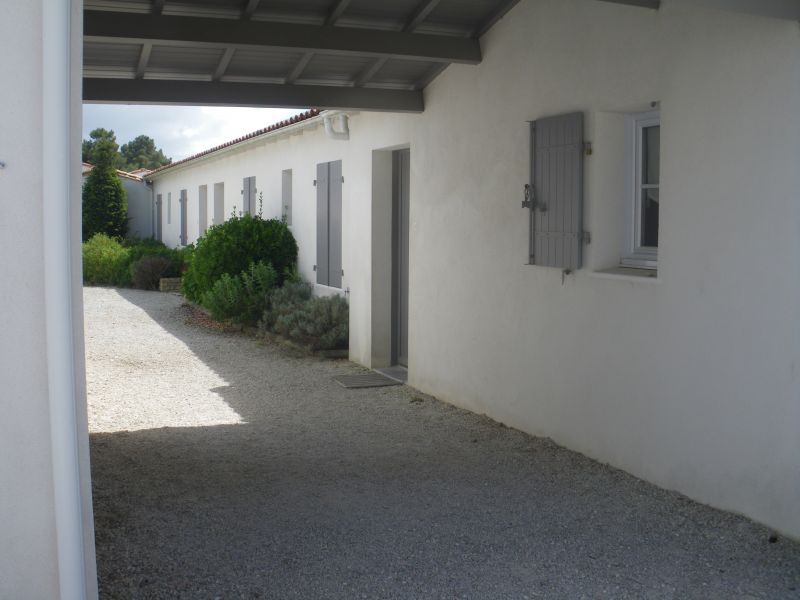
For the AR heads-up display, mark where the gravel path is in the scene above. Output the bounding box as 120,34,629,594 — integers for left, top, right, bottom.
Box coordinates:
86,287,800,599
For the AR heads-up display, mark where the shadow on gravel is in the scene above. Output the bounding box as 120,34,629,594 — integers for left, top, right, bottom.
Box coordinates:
90,289,800,600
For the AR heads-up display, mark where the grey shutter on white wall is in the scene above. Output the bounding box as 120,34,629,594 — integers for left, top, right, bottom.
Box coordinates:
155,194,163,241
328,160,343,289
242,176,256,215
530,112,584,270
316,162,329,286
179,189,188,246
198,185,208,235
213,182,224,224
315,160,343,288
282,169,292,225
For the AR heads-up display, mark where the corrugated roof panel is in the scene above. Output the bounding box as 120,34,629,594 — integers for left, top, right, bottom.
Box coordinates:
148,46,224,74
301,54,375,83
369,58,434,86
225,49,304,79
427,0,499,29
344,0,420,23
84,41,141,68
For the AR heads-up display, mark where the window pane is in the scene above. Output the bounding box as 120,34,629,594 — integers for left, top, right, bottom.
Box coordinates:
640,187,659,248
642,125,660,185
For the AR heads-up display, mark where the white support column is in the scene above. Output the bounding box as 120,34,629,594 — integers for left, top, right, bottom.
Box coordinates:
42,0,97,598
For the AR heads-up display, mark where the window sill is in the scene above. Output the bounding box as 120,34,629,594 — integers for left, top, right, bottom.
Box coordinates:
590,266,660,283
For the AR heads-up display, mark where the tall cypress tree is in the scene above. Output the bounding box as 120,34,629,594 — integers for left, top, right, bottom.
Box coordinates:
82,137,128,241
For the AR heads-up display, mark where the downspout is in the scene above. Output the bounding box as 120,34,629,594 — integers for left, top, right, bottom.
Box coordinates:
324,113,350,141
42,0,93,598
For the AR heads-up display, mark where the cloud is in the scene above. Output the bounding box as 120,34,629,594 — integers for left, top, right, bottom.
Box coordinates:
82,104,306,161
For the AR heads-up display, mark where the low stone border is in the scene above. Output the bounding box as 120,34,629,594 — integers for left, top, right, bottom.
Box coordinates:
159,277,182,293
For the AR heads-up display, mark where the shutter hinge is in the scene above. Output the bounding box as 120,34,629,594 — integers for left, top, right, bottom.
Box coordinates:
341,176,345,183
584,141,593,156
582,231,591,244
522,183,533,209
341,269,344,276
313,265,317,271
313,179,317,186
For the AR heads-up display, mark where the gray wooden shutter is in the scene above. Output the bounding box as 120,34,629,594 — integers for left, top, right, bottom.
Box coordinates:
241,177,250,215
198,184,207,235
179,189,188,246
328,160,343,288
155,194,163,241
316,162,329,285
530,112,584,270
213,182,224,224
249,176,256,215
282,169,292,225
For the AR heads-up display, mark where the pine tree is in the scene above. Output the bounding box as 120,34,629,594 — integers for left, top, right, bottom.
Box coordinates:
82,137,128,241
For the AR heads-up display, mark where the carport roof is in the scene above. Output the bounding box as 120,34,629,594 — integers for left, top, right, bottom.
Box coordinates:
83,0,800,112
83,0,522,112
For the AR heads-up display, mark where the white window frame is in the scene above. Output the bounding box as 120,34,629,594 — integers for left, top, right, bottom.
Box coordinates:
622,110,660,269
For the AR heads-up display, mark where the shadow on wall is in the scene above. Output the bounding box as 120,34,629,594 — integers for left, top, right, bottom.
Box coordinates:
89,289,800,599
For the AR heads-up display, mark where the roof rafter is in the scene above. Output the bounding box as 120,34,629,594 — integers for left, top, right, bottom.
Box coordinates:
286,52,314,84
83,10,482,64
355,0,440,88
212,47,236,81
354,57,387,87
135,43,152,79
405,0,442,32
83,77,425,112
325,0,353,26
241,0,261,19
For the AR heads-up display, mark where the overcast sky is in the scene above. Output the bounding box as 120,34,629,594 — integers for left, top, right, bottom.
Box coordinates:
83,104,306,162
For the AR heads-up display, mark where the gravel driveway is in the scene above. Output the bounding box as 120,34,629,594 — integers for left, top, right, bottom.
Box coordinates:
85,287,800,599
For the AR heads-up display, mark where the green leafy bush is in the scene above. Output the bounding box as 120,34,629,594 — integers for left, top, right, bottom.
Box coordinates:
82,234,131,286
130,255,174,290
182,214,297,302
201,261,277,325
263,283,349,351
83,234,186,287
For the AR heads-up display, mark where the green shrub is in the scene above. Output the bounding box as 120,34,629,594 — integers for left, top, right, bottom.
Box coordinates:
261,281,313,330
182,214,297,302
201,261,277,325
83,235,188,287
263,284,349,351
130,255,174,290
82,233,130,286
126,242,183,278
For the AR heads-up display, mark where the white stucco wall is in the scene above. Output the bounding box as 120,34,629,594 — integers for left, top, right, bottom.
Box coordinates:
123,178,154,239
406,0,800,538
149,0,800,538
1,0,95,598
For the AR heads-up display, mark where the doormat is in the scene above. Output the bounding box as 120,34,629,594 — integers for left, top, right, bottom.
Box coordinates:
333,373,402,389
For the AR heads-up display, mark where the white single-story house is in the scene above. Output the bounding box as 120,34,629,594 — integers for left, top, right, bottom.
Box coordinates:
82,163,154,238
2,0,799,597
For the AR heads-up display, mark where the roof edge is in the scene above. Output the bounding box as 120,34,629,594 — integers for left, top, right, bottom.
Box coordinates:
146,108,336,179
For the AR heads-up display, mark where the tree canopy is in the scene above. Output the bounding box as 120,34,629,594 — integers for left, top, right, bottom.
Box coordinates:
82,129,171,172
119,135,171,171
